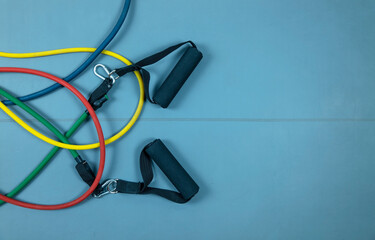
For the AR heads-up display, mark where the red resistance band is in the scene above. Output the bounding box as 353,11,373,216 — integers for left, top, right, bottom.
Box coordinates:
0,67,106,210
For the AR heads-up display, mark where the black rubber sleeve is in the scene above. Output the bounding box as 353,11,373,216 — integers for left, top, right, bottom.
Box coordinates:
75,161,96,186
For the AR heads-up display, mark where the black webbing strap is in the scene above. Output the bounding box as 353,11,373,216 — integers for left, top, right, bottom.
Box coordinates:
97,139,199,203
114,41,203,108
115,41,196,76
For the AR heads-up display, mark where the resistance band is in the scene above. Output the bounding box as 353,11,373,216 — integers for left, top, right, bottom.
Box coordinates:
1,0,131,106
0,48,144,150
0,67,106,210
0,49,144,205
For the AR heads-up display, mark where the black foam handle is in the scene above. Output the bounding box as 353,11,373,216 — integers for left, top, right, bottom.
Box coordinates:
153,47,203,108
144,139,199,200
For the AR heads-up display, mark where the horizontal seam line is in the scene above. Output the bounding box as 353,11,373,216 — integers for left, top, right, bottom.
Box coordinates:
1,118,375,123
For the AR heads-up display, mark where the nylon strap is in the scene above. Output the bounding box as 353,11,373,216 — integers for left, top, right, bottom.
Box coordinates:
113,41,197,104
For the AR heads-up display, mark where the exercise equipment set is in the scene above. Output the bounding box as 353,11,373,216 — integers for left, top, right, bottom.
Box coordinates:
0,0,203,210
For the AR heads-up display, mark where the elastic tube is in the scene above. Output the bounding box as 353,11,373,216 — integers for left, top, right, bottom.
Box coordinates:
0,48,144,150
0,67,106,210
1,0,131,106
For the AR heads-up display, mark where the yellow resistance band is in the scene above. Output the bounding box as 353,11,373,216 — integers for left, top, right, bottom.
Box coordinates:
0,48,144,150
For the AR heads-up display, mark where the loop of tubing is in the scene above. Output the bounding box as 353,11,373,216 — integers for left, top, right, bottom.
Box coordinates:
0,67,106,210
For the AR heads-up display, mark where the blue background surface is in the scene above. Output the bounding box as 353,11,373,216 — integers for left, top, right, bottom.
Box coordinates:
0,0,375,239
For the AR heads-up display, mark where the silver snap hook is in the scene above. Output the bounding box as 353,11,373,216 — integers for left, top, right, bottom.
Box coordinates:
93,64,119,84
92,179,119,198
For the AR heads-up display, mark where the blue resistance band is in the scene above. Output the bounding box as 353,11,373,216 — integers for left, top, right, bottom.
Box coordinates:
2,0,131,106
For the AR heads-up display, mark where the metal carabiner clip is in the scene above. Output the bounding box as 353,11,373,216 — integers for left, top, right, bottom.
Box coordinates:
93,179,119,198
93,64,119,84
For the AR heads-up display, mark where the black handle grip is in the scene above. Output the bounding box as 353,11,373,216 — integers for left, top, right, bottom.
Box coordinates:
153,47,203,108
144,139,199,200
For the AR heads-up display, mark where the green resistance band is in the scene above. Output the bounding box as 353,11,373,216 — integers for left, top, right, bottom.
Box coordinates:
0,87,90,205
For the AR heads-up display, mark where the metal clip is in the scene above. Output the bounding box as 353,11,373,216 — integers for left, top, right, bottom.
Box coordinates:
93,179,119,198
93,64,119,84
